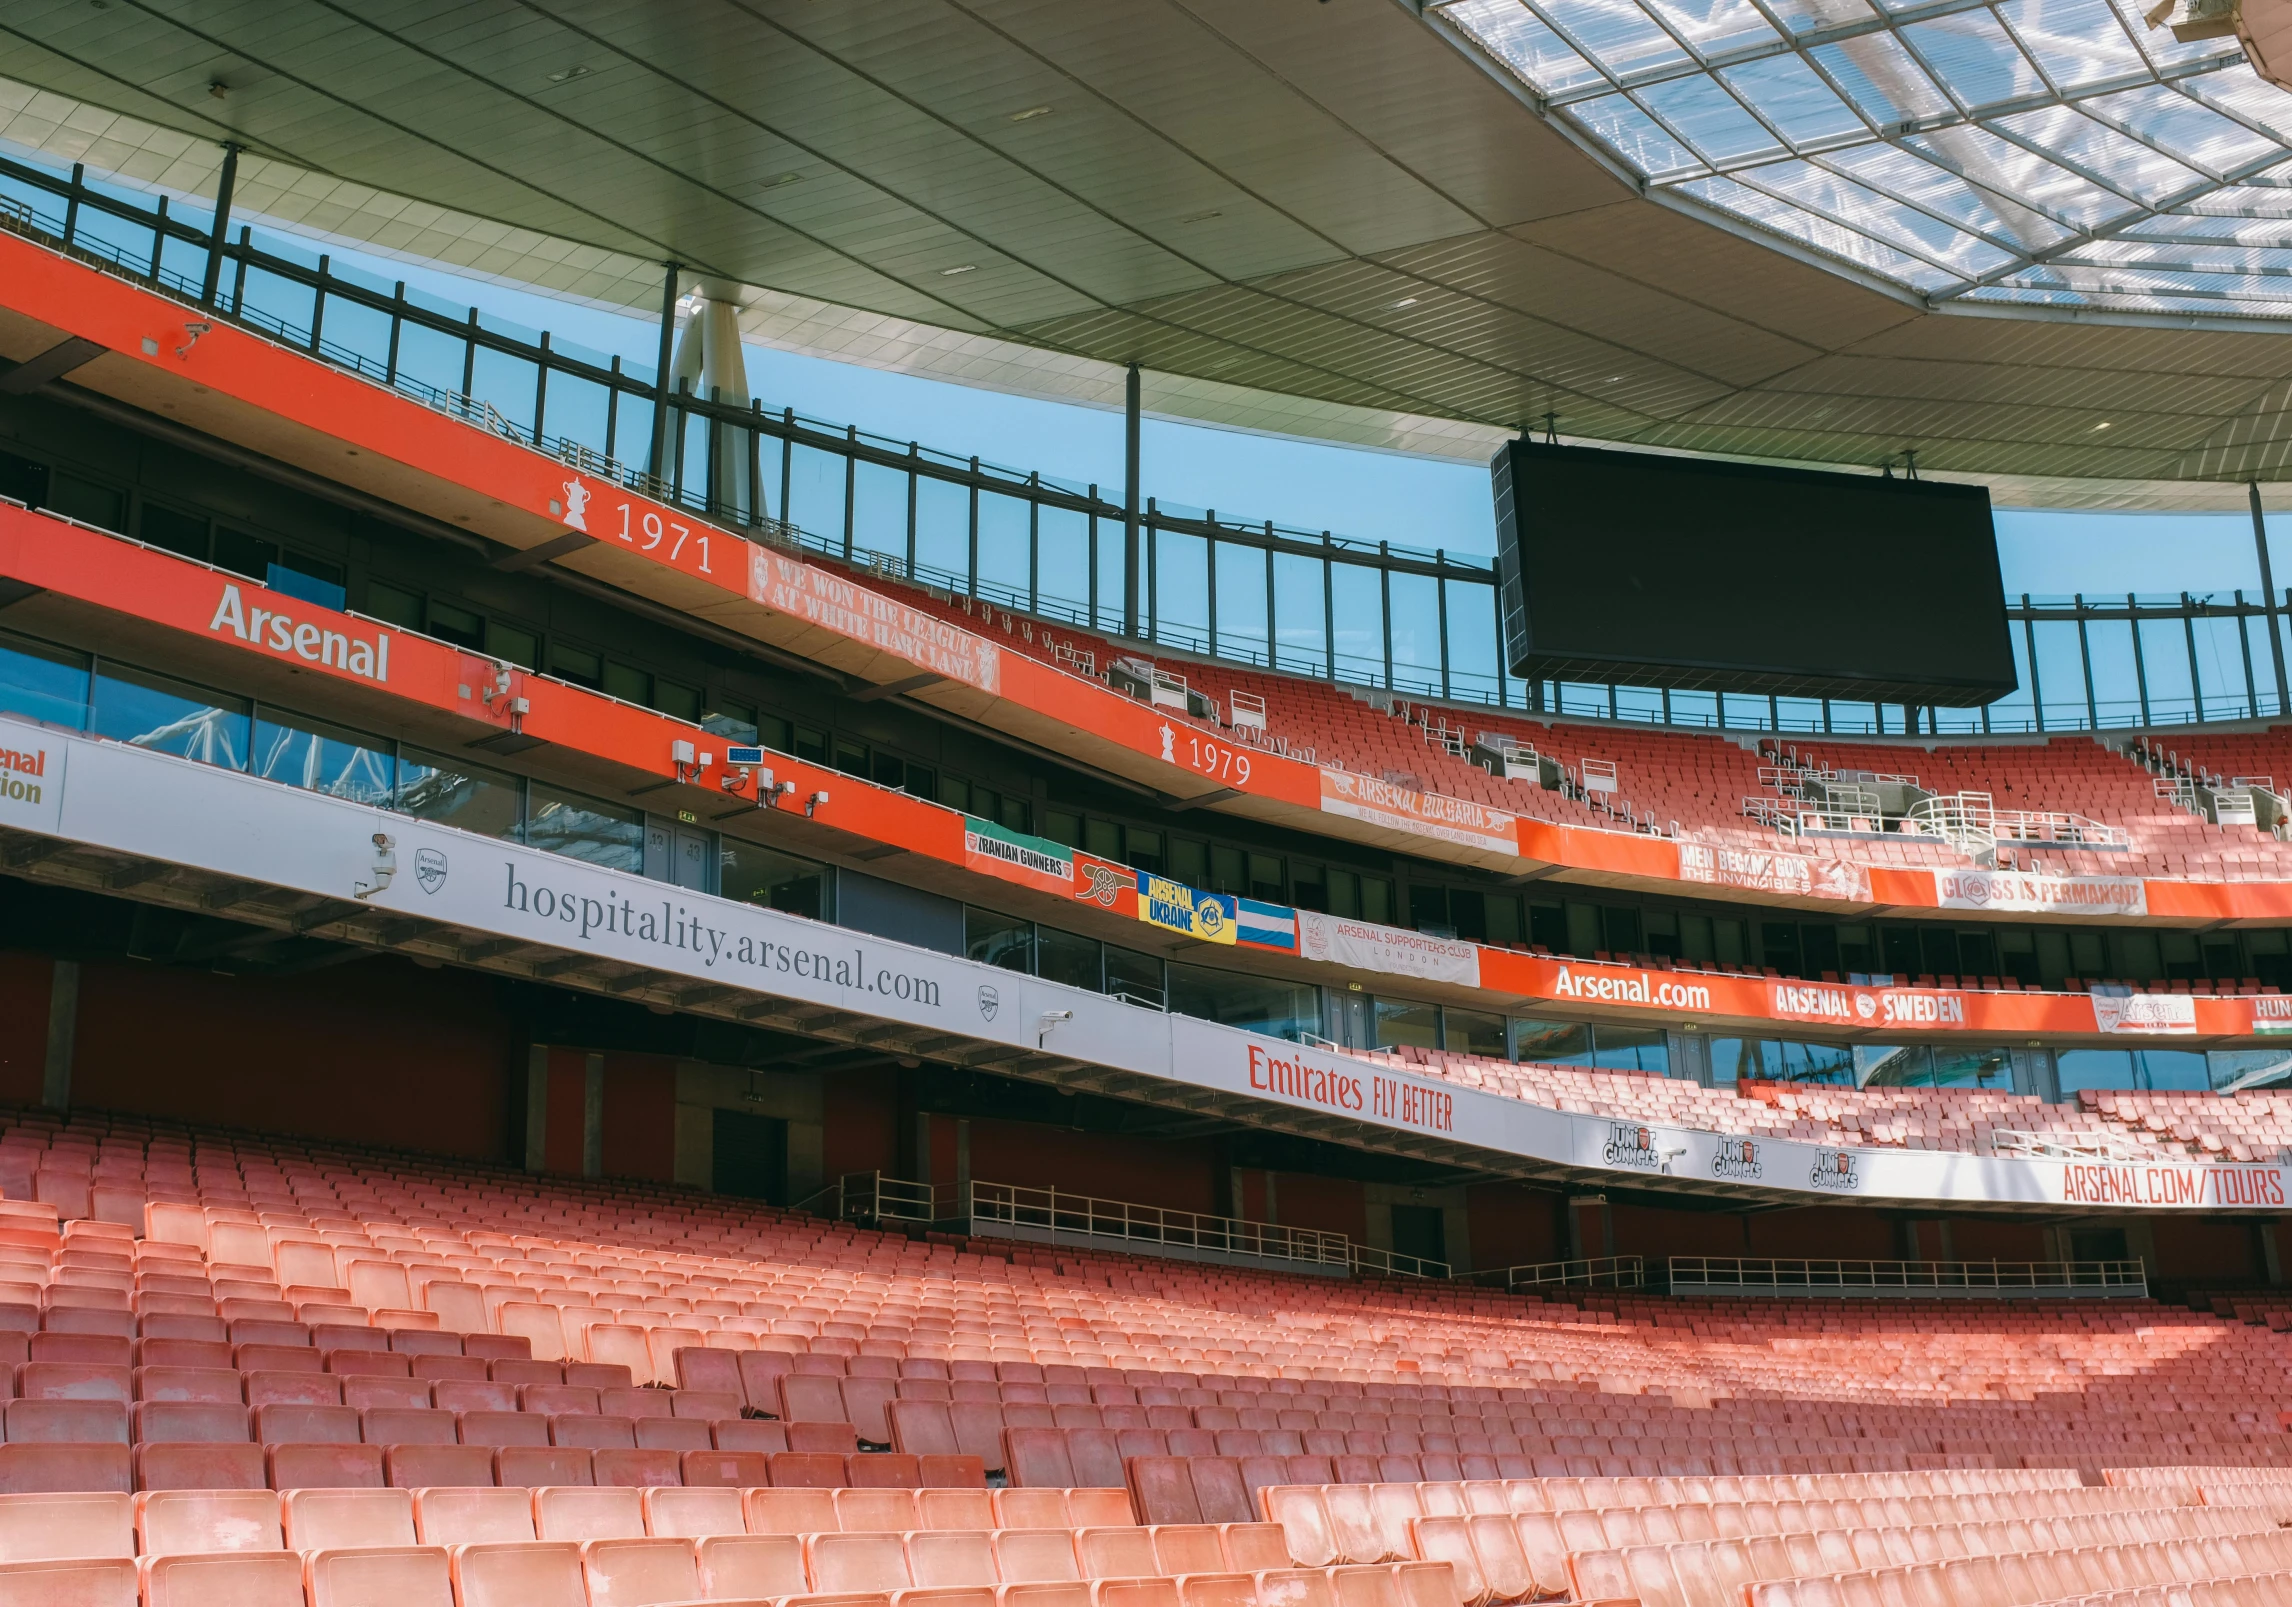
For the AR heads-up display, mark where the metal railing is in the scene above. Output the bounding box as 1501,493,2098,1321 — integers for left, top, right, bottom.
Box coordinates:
1667,1256,2150,1299
1472,1254,1646,1292
3,149,2291,739
966,1180,1352,1273
1349,1244,1454,1281
1987,1130,2168,1162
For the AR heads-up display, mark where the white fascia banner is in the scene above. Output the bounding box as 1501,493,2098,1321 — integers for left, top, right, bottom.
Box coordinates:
5,723,2286,1214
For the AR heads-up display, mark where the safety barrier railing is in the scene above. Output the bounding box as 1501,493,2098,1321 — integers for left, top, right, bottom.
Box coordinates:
964,1180,1352,1273
1470,1254,1646,1292
1349,1244,1454,1281
1987,1129,2168,1162
1668,1256,2150,1299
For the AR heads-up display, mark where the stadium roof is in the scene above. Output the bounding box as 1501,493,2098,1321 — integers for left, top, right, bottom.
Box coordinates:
11,0,2292,506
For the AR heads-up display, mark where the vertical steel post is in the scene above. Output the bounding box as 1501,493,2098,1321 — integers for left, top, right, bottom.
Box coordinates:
2253,480,2290,717
648,262,681,479
200,141,239,307
1123,363,1142,638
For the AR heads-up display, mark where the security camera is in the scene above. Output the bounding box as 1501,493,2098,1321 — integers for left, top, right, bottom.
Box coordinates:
804,789,830,818
354,832,396,899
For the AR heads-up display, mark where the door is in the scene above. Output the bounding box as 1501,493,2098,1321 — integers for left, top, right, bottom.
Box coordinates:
712,1109,788,1204
1390,1204,1447,1270
673,828,711,892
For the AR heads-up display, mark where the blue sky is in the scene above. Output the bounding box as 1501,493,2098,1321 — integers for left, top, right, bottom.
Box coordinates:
299,230,2280,602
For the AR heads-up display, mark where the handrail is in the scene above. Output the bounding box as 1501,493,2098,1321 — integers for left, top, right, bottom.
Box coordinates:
965,1179,1352,1271
1349,1244,1453,1281
1668,1256,2150,1298
1471,1254,1646,1292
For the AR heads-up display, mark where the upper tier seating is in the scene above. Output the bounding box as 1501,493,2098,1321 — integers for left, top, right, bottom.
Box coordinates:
883,582,2292,882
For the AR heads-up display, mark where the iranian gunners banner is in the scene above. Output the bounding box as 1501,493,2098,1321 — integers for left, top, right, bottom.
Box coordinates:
1297,911,1481,987
1681,841,1872,903
962,818,1073,897
1317,770,1520,856
1934,867,2148,917
750,550,1001,694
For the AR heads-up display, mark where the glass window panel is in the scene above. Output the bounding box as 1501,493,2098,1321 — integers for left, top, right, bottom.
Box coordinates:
389,320,469,406
1808,35,1954,126
1094,515,1128,637
91,663,248,770
1719,53,1866,147
914,476,970,590
849,461,908,568
1994,105,2203,204
1103,944,1165,1009
525,784,643,873
2028,616,2091,728
1824,145,2070,252
1037,925,1102,992
2193,612,2255,719
2136,1048,2211,1090
2056,1047,2137,1092
1706,1036,1756,1085
1329,562,1387,685
976,492,1031,607
784,444,847,550
397,748,522,840
1442,0,1607,94
1211,540,1270,666
251,707,394,806
1593,1024,1670,1073
1677,175,1959,289
1153,530,1211,655
1736,162,2014,274
1930,1046,2014,1088
1997,0,2146,90
2209,1047,2292,1091
1036,505,1091,624
2086,83,2279,178
1374,998,1442,1051
1901,13,2048,112
1387,572,1445,696
1168,963,1320,1041
1638,76,1786,166
0,632,90,730
1443,1007,1507,1058
1533,0,1695,75
543,373,612,461
468,347,537,436
966,907,1034,973
717,840,830,921
1574,93,1705,178
1514,1017,1596,1066
1903,127,2136,231
1444,580,1501,706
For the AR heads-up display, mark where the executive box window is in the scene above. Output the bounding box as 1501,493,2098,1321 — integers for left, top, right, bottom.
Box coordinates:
719,841,831,922
1445,1008,1507,1059
1104,945,1164,1009
2208,1048,2292,1092
252,706,394,806
1037,926,1101,992
1374,999,1441,1051
92,663,249,770
2057,1048,2211,1093
397,748,523,841
703,700,759,746
0,631,90,730
1708,1037,1854,1085
526,784,644,874
1168,963,1319,1042
966,908,1034,973
1594,1024,1668,1073
1513,1018,1593,1068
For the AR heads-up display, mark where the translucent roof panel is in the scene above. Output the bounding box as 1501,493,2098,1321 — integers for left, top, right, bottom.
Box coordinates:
1434,0,2292,319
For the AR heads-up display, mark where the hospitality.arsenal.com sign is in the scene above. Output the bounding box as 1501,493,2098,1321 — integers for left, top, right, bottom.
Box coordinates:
4,718,2287,1216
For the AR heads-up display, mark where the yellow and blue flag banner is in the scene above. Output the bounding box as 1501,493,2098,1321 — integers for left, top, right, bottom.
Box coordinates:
1137,872,1238,944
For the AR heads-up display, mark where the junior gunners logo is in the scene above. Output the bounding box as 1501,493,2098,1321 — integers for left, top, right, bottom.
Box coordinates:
1604,1124,1660,1170
1810,1149,1862,1191
1711,1137,1763,1181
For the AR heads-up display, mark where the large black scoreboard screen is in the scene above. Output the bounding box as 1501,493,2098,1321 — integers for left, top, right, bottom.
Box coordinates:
1492,441,2015,706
